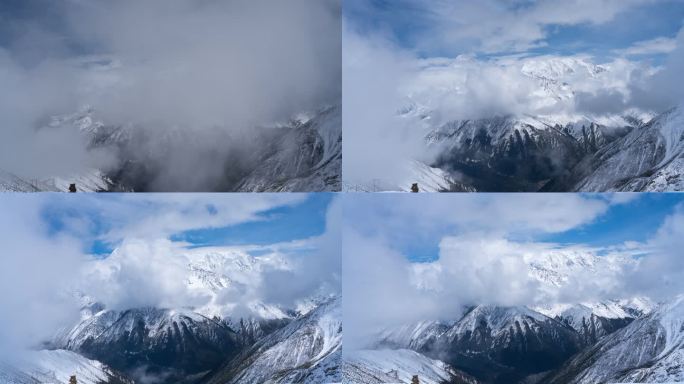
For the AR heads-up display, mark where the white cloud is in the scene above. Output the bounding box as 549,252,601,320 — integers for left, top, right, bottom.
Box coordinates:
0,0,341,189
0,195,82,361
46,193,307,244
342,26,437,189
362,0,654,54
341,193,667,349
79,196,341,315
342,20,668,186
344,193,616,241
615,36,678,56
0,193,340,358
625,204,684,299
343,230,448,350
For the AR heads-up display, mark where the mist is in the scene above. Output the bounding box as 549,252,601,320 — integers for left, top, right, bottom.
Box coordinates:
0,193,339,361
342,1,684,189
0,0,341,190
342,193,684,350
0,195,82,362
259,196,342,309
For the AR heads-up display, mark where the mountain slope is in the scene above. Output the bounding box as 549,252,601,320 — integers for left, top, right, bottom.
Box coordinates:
1,105,341,192
236,105,341,192
547,296,684,384
57,307,241,383
370,249,650,384
343,348,480,384
545,106,684,192
432,305,584,384
205,296,341,384
0,349,132,384
428,115,589,191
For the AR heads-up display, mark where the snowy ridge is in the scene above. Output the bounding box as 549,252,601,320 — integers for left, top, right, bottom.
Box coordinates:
391,55,684,192
2,103,341,192
181,247,293,319
235,104,342,192
206,296,342,384
550,105,684,192
375,321,450,351
343,349,480,384
447,305,550,339
0,349,132,384
547,296,684,384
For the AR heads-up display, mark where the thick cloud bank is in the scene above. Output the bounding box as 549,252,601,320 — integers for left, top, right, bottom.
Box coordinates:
342,0,684,188
0,0,341,190
343,193,684,350
0,194,340,359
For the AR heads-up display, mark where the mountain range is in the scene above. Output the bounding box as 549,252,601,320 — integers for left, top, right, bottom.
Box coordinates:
342,248,683,384
0,104,341,192
0,247,340,384
389,57,684,192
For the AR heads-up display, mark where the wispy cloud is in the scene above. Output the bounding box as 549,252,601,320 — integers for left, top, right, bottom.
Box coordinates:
614,36,678,56
0,193,340,358
342,194,684,349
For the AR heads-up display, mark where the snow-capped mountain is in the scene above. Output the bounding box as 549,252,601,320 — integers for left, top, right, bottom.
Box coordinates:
546,295,684,384
385,305,584,384
343,159,474,192
40,245,340,384
236,105,342,192
550,106,684,192
343,348,480,384
0,349,132,384
205,296,342,384
0,104,341,192
357,248,656,384
389,56,684,192
180,247,294,319
424,111,654,192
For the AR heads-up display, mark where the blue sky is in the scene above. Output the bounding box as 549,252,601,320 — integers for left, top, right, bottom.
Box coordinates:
170,194,331,248
540,194,684,246
37,193,332,256
346,193,684,263
345,0,684,60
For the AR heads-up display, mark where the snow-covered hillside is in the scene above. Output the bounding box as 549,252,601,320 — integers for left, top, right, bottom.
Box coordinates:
0,349,132,384
357,246,659,384
566,106,684,192
343,349,480,384
43,244,340,384
1,104,341,192
206,296,342,384
546,295,684,383
236,105,342,192
385,55,684,192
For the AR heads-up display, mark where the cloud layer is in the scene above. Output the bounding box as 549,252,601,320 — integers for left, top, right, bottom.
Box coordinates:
0,0,341,190
343,193,684,349
0,193,340,358
343,1,684,188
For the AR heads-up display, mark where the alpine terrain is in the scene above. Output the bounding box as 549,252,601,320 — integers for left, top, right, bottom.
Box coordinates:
0,104,341,192
0,247,341,384
343,248,667,384
388,57,682,192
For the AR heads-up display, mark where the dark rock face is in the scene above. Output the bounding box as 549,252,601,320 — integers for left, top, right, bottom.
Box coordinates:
205,297,341,384
423,110,684,192
557,313,633,345
545,316,665,384
414,306,584,384
72,308,242,383
429,117,596,191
